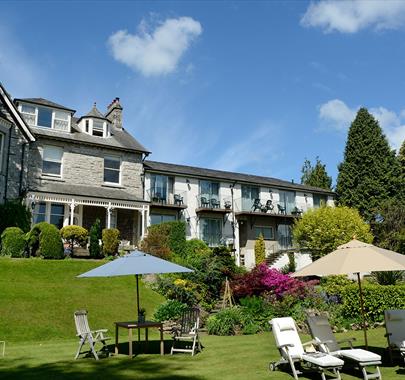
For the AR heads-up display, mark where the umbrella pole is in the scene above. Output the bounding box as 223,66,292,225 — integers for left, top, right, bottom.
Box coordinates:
136,274,140,318
356,272,368,349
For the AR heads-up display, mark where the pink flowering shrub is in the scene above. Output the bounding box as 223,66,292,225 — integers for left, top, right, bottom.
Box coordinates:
231,263,316,300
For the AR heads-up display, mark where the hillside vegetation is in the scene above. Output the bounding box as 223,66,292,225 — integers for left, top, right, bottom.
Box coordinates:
0,257,164,342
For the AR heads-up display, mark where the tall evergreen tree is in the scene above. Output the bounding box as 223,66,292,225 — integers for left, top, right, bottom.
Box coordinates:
335,108,401,221
301,157,332,190
399,140,405,175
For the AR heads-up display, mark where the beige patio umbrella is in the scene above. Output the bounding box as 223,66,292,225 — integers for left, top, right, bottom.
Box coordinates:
292,238,405,348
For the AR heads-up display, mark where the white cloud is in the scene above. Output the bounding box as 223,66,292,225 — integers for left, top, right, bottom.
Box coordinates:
108,16,202,76
319,99,405,150
301,0,405,33
319,99,356,131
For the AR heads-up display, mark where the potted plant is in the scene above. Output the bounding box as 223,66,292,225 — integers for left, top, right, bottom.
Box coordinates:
138,308,146,323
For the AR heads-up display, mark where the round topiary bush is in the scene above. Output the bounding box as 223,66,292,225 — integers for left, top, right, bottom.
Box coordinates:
1,227,26,257
102,228,120,256
28,222,64,259
60,225,88,254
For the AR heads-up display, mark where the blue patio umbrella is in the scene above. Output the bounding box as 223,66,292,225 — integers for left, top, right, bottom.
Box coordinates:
77,250,193,319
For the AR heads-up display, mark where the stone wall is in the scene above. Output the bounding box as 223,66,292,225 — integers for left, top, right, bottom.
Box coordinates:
27,137,144,199
0,113,30,203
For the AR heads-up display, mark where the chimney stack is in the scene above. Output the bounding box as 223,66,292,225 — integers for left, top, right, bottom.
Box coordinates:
106,97,123,129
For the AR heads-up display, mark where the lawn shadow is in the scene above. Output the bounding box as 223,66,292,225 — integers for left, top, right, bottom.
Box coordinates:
107,339,174,356
0,354,205,380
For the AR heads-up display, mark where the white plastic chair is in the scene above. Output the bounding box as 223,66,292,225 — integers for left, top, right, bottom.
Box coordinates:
270,317,343,380
307,314,381,380
384,309,405,363
74,310,110,360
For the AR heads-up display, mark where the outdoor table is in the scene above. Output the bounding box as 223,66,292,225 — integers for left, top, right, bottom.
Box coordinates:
114,321,164,357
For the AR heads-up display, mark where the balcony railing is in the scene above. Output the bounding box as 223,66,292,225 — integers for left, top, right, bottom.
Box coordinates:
146,189,187,207
197,194,232,210
234,197,303,216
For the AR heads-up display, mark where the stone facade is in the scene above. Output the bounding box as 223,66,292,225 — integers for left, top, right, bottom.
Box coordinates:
0,109,30,203
27,136,144,199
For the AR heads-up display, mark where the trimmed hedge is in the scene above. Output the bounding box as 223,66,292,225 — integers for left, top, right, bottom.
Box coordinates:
60,225,88,254
28,222,64,259
0,227,26,257
102,228,120,256
341,284,405,322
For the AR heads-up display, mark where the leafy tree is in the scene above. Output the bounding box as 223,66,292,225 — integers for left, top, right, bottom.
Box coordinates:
89,219,102,258
335,108,401,221
293,206,373,260
301,157,332,190
372,198,405,254
0,200,31,236
254,234,266,264
399,139,405,173
102,228,120,256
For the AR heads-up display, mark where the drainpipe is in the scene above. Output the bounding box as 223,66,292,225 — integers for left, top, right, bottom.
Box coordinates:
18,142,28,197
3,128,12,202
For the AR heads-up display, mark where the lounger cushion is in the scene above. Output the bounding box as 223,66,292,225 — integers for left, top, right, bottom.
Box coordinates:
302,352,344,367
335,349,381,363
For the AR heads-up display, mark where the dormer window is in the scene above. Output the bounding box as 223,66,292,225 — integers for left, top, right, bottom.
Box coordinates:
79,103,110,138
93,121,105,137
19,103,71,132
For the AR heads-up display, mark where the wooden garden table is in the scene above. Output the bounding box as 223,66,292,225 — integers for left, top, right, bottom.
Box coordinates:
114,321,164,357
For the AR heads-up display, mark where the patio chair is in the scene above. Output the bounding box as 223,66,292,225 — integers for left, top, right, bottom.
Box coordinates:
252,198,262,212
174,193,183,206
277,204,286,214
74,310,110,360
171,307,202,356
306,314,382,380
270,317,343,380
384,309,405,363
210,198,220,208
264,199,274,213
200,196,210,208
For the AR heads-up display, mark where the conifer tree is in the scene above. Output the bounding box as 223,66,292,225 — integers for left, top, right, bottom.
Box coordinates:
254,234,266,265
335,108,401,221
301,157,332,190
399,140,405,175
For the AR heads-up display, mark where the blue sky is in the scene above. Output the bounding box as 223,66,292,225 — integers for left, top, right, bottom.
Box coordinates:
2,1,405,186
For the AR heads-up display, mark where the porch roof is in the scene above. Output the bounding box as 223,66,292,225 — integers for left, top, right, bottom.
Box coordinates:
29,182,147,203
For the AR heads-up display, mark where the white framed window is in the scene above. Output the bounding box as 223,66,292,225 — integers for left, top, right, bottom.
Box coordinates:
20,104,36,126
93,121,104,137
255,226,274,240
54,110,69,131
33,202,47,224
42,145,63,177
19,104,70,131
0,132,4,172
200,217,222,246
104,156,121,184
33,202,65,229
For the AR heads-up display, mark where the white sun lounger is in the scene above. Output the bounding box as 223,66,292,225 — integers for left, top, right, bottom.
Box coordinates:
384,309,405,363
270,317,344,380
306,314,382,380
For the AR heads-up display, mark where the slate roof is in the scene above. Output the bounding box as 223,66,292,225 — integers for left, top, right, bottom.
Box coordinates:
30,182,146,203
144,160,335,195
82,103,108,120
14,98,76,113
30,125,150,153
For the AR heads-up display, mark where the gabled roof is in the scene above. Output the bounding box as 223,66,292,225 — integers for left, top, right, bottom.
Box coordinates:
0,83,35,142
14,97,76,113
144,160,335,195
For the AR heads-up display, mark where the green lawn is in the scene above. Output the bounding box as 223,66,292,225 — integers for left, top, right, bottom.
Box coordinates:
0,258,404,379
